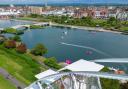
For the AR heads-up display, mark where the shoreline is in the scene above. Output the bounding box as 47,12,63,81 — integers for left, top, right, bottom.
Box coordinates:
12,19,122,34
51,23,122,34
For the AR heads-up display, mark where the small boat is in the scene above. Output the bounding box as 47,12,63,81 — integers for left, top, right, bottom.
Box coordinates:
63,31,67,35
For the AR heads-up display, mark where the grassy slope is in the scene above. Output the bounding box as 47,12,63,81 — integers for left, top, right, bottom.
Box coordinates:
0,45,42,85
0,74,16,89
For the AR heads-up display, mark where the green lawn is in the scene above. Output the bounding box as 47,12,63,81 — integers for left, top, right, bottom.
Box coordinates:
0,45,42,85
17,17,38,21
120,27,128,31
93,19,106,23
0,74,17,89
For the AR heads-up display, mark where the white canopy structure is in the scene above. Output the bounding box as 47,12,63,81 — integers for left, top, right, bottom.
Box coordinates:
59,59,104,72
35,69,57,79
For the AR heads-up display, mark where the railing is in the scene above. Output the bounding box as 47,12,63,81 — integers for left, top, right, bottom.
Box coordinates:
26,71,128,89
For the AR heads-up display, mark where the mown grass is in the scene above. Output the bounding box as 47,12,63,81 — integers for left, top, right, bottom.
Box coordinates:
0,74,17,89
120,27,128,31
17,17,38,21
0,45,42,85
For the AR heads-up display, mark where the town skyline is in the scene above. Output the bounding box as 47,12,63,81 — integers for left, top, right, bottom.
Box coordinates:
0,0,128,4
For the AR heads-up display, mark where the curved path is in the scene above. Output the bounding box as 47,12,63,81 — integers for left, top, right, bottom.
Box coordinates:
0,68,26,89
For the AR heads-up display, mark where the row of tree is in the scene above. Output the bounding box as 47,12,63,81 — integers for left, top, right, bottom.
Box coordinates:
28,14,128,31
1,35,47,55
4,40,27,53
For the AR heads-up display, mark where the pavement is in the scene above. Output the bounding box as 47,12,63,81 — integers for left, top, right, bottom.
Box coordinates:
0,68,26,89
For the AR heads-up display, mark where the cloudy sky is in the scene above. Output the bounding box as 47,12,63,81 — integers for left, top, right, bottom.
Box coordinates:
0,0,128,4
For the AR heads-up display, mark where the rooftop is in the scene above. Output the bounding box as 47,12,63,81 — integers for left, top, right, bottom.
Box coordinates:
59,59,104,72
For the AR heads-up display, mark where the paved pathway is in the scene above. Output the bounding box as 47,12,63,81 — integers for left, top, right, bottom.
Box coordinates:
0,68,26,89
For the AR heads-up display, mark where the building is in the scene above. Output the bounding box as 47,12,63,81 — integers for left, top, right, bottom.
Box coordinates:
73,8,88,18
29,6,43,15
25,59,105,89
58,59,104,72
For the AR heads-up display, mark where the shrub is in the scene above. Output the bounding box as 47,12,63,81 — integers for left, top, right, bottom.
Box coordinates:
44,57,62,69
101,67,110,72
10,35,21,42
31,43,47,56
15,30,24,35
4,40,16,48
16,43,27,53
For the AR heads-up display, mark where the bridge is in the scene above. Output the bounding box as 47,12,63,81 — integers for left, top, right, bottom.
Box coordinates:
11,25,30,29
11,22,50,29
25,71,128,89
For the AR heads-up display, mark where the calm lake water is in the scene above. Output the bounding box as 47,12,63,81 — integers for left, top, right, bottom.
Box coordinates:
0,20,33,28
2,20,128,72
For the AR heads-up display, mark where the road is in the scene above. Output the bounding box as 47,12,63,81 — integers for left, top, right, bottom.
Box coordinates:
0,68,26,89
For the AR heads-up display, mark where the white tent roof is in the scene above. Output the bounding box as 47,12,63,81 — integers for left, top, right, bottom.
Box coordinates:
59,59,104,72
35,69,57,79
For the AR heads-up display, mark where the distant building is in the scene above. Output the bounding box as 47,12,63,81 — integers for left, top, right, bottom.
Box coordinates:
0,5,21,19
73,8,88,18
29,6,43,15
117,11,128,21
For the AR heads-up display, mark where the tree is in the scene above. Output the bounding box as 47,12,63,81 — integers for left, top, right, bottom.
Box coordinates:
4,40,16,48
31,43,47,56
10,35,21,42
16,43,27,53
29,14,39,18
82,16,93,25
107,17,118,26
44,57,62,69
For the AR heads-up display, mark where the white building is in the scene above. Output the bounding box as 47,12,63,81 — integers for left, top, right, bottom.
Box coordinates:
59,59,104,72
25,59,105,89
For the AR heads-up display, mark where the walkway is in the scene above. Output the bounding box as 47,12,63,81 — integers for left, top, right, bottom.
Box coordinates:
92,58,128,63
11,22,50,29
11,25,30,29
0,68,26,89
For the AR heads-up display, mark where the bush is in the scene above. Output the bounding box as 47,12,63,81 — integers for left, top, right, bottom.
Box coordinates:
16,43,27,53
15,30,24,35
0,36,6,44
4,40,16,48
31,43,47,56
10,35,21,42
44,57,62,69
101,67,110,72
